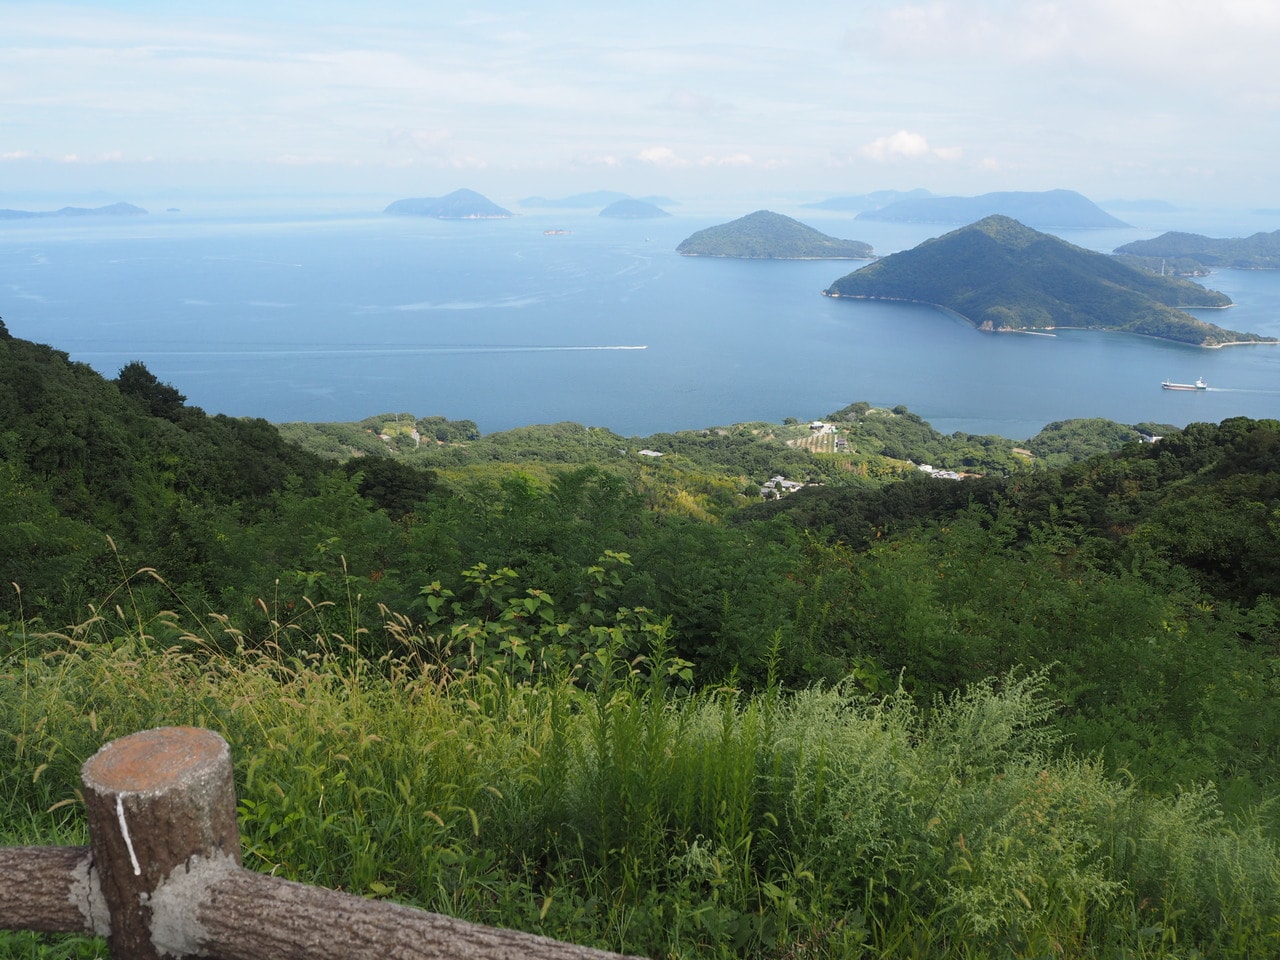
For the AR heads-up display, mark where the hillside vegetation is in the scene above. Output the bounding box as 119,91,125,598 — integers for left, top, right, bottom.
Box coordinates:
825,215,1271,346
4,320,1280,959
1115,228,1280,270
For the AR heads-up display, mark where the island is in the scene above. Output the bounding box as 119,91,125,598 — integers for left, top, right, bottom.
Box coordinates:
383,188,512,219
520,191,678,210
0,201,147,220
1114,230,1280,270
676,210,874,259
599,198,670,219
823,215,1276,347
519,191,630,209
801,188,933,214
855,189,1129,229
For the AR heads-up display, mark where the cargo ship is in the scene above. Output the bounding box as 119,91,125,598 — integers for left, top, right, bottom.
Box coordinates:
1161,377,1208,391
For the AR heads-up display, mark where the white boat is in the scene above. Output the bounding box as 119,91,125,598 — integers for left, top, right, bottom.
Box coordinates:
1161,377,1208,391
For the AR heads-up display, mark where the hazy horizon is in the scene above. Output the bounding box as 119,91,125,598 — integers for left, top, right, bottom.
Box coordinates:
5,2,1280,214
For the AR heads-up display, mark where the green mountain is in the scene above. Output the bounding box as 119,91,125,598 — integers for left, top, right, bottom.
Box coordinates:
1115,229,1280,269
599,198,669,219
384,188,512,219
824,215,1273,346
676,210,873,259
856,189,1129,228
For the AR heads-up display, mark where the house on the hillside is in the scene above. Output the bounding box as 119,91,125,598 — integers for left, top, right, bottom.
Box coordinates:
761,475,805,499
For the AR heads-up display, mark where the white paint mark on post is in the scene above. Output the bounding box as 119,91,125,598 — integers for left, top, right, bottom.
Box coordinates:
116,796,142,876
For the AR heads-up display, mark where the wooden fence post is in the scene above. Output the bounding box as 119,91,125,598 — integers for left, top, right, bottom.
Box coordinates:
40,726,649,960
80,726,242,960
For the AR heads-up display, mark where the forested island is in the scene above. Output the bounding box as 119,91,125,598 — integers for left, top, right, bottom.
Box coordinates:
5,318,1280,959
676,210,874,259
1115,228,1280,270
825,214,1274,346
384,188,512,219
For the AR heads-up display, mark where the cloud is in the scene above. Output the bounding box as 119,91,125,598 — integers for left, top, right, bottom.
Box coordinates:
637,147,754,169
867,0,1280,86
861,131,962,163
699,153,754,167
386,127,456,156
637,146,689,168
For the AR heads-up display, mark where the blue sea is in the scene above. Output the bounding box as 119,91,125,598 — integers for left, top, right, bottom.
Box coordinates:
3,206,1279,439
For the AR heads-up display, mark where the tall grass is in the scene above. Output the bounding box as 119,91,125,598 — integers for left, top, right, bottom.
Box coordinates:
2,588,1279,959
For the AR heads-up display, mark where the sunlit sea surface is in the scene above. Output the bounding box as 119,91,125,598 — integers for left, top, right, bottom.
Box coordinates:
3,205,1279,439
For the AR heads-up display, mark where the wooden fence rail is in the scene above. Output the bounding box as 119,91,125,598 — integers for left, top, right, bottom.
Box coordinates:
0,726,644,960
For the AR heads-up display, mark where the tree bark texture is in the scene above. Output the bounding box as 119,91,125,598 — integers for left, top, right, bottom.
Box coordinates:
174,862,645,960
0,846,101,935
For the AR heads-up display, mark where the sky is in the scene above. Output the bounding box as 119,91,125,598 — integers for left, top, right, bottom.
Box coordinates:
3,0,1280,212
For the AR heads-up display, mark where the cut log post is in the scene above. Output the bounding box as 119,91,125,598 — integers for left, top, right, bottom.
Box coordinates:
80,726,242,960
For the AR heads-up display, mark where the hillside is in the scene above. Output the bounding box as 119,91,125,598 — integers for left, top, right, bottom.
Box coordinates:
1115,228,1280,269
676,210,874,259
7,321,1280,958
384,188,512,219
855,188,1129,228
824,214,1272,346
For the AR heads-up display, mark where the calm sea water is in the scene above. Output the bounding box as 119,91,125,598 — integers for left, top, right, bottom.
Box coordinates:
2,207,1279,439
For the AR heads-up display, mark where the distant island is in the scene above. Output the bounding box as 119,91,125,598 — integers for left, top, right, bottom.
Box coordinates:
519,191,678,210
0,201,146,220
855,189,1129,229
677,210,873,259
1099,198,1179,213
599,198,670,219
801,189,933,214
1114,230,1280,270
824,215,1275,347
383,188,512,219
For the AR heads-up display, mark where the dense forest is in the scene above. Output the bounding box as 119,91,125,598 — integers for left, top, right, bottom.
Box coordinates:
1115,228,1280,270
3,317,1280,958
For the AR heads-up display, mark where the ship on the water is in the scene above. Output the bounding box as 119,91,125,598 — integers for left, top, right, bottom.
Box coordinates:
1161,377,1208,391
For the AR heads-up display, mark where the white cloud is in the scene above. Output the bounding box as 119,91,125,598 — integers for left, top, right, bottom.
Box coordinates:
861,131,961,163
637,147,689,168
